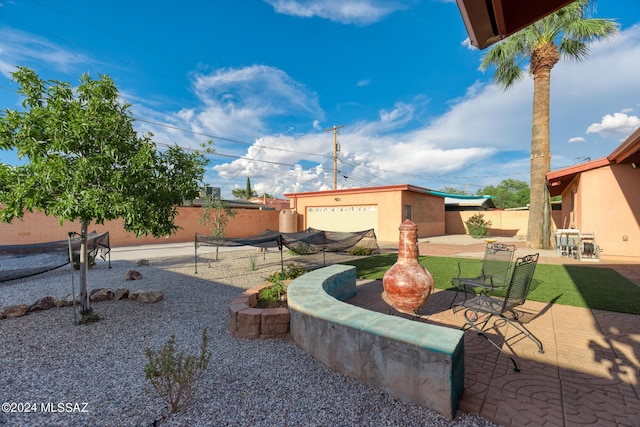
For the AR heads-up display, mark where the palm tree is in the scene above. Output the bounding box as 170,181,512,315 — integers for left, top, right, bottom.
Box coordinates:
480,0,619,249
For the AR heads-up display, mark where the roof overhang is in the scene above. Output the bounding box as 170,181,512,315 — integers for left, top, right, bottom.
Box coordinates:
546,126,640,197
607,126,640,164
456,0,578,49
546,158,609,197
284,184,434,199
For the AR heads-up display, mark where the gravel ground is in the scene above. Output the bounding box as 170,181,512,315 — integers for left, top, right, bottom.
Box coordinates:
0,249,498,427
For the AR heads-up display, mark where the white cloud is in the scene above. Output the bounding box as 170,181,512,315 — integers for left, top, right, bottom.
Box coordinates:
356,78,371,87
586,112,640,139
262,0,408,25
134,65,324,148
0,28,89,77
138,23,640,197
461,37,474,50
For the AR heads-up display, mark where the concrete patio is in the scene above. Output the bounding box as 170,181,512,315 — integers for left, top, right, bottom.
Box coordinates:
346,236,640,426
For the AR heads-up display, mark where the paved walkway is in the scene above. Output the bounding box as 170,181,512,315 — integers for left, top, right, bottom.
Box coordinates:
348,236,640,427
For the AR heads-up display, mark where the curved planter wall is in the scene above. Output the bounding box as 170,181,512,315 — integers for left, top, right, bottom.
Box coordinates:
287,264,465,420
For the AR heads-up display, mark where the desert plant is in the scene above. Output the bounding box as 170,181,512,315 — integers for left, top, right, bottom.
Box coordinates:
348,245,375,256
199,196,236,261
287,242,312,255
73,253,95,270
265,263,307,283
259,278,287,308
259,263,307,307
465,213,492,238
144,328,211,413
248,254,257,271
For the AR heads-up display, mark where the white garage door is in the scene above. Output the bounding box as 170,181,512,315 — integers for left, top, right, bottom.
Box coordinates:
306,205,378,234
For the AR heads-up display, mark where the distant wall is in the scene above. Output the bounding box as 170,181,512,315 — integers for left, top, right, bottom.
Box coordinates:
0,207,280,247
445,210,562,238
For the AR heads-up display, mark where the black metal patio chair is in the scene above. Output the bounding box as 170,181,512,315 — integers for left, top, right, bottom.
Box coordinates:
448,242,516,308
459,253,543,372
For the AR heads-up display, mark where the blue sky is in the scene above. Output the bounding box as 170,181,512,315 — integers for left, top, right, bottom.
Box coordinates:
1,0,639,199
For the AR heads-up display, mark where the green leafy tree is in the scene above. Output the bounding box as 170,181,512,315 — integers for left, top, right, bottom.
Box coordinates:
231,177,257,200
0,67,207,321
480,0,618,249
477,179,530,209
438,187,467,195
199,195,236,261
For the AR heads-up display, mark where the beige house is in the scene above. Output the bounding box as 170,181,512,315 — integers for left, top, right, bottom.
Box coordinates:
285,184,445,243
547,127,640,262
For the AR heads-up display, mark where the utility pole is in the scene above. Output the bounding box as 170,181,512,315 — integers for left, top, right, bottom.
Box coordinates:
325,124,343,190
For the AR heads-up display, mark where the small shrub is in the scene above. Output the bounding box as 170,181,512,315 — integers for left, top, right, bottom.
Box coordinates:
72,253,96,270
258,278,287,308
265,263,307,283
465,213,492,238
144,328,211,413
137,259,150,266
348,245,375,256
259,263,307,308
287,242,312,255
78,312,100,324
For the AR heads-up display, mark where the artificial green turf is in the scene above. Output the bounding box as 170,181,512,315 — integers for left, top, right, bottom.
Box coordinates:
342,254,640,315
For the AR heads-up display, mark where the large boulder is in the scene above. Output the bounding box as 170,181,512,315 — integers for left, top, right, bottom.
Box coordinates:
114,288,129,300
3,304,29,319
137,290,164,304
90,288,114,302
125,270,143,281
28,296,56,312
56,293,79,307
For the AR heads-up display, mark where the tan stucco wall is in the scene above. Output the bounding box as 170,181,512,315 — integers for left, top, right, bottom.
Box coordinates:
403,191,445,238
561,163,640,261
445,210,562,238
288,189,444,243
0,207,280,247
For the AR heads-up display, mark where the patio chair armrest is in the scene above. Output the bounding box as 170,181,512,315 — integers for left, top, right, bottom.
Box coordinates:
455,260,479,279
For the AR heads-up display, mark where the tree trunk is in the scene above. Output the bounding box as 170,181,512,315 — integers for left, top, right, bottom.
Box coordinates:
527,46,557,250
79,219,93,317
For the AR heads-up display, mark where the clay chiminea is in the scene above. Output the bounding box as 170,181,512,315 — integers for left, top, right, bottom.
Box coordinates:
382,219,434,314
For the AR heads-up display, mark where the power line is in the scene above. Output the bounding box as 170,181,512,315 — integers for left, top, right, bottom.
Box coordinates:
2,82,534,187
137,118,332,160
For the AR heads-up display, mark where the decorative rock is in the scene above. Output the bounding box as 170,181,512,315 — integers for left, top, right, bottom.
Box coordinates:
90,288,114,302
55,293,79,307
0,310,5,320
129,290,141,301
4,304,29,319
125,270,143,280
114,288,129,301
137,290,164,304
28,296,56,312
